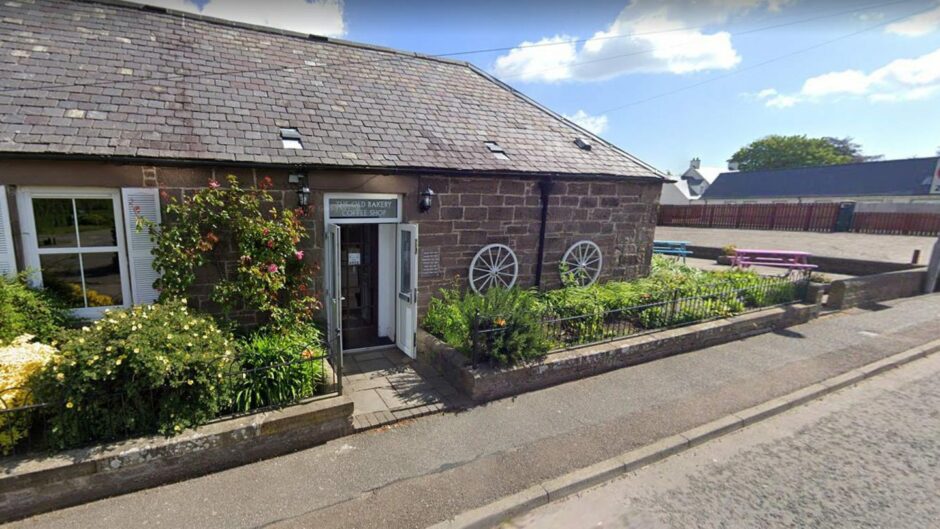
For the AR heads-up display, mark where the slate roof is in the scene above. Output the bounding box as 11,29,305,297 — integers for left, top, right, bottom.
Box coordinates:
0,0,663,180
701,157,940,200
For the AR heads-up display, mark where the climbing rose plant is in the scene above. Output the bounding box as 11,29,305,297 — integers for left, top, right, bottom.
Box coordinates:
142,175,320,329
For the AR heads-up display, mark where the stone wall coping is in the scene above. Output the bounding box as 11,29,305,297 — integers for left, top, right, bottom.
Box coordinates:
0,395,353,495
418,303,820,402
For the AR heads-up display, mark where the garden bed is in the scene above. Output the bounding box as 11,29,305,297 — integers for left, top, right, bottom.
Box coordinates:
418,302,821,403
0,393,352,523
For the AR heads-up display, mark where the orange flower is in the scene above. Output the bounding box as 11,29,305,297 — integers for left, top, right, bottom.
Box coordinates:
494,318,506,327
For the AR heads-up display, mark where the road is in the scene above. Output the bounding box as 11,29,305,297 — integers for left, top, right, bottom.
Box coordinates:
507,351,940,529
5,294,940,529
655,226,935,263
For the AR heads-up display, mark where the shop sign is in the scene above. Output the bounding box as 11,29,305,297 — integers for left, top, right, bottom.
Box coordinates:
328,197,399,219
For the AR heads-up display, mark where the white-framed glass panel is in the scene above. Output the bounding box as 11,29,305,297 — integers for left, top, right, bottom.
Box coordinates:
18,188,131,318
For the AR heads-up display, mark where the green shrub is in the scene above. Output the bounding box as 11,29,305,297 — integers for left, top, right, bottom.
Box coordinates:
542,286,606,344
0,274,72,346
30,301,234,449
424,286,550,366
229,326,325,412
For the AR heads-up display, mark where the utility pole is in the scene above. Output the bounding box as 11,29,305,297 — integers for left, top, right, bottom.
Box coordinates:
926,236,940,294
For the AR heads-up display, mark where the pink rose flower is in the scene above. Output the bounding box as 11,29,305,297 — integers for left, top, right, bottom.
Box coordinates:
267,264,279,273
266,240,275,249
295,250,304,261
262,228,270,236
208,179,221,189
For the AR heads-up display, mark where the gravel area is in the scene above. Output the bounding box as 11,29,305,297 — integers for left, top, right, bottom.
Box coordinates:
656,226,936,263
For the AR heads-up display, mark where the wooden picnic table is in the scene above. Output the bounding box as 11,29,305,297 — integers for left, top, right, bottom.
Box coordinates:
731,248,818,273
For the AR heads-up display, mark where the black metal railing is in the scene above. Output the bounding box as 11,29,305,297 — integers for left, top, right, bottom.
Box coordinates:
469,274,809,366
0,339,340,457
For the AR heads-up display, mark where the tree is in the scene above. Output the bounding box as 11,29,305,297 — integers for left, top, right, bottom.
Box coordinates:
728,135,872,172
822,137,882,163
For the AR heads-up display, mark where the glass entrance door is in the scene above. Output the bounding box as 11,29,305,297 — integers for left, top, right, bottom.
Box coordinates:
395,223,418,358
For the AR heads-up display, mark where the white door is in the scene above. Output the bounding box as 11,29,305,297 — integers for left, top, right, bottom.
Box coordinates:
396,223,418,358
324,224,343,358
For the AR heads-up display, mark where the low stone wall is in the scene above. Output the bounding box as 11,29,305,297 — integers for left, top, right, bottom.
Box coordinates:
417,303,820,403
827,270,928,309
688,245,921,276
0,395,354,523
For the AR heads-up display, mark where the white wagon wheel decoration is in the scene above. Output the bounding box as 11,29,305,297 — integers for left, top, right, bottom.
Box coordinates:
560,240,603,286
469,244,519,293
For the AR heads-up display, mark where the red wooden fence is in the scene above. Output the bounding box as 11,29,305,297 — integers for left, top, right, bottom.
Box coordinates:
658,203,940,236
850,212,940,236
658,203,840,232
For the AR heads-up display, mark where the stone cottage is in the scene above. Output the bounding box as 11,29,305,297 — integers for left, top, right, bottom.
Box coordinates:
0,0,666,358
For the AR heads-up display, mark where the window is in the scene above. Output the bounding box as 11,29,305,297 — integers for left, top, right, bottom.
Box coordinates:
280,128,303,149
19,188,131,318
399,228,412,296
484,141,509,160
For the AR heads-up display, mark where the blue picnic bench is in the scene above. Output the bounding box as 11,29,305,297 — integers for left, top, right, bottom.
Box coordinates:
653,240,693,262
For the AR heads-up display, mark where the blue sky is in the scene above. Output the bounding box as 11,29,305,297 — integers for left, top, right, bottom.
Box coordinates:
146,0,940,174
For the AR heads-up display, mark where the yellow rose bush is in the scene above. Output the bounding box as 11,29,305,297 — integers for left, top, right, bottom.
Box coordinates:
0,335,56,455
30,301,234,450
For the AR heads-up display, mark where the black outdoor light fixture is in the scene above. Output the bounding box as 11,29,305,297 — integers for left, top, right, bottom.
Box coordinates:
288,171,311,208
419,186,435,213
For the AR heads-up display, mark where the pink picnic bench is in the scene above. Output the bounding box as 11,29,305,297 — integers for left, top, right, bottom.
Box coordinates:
731,249,818,274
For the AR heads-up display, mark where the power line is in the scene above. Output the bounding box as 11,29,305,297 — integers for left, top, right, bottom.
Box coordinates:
595,3,937,115
494,0,917,82
0,0,914,95
439,0,914,58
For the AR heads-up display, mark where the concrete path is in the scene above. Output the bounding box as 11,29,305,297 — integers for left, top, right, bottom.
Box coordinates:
508,348,940,529
656,226,935,263
6,294,940,529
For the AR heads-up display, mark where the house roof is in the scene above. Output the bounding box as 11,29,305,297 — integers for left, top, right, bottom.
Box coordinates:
681,166,722,184
701,157,940,200
0,0,663,180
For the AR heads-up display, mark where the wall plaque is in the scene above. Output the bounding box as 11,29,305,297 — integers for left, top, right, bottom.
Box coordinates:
328,198,398,219
420,247,441,278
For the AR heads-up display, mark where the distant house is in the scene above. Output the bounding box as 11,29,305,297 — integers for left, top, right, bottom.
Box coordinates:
699,157,940,205
659,158,725,205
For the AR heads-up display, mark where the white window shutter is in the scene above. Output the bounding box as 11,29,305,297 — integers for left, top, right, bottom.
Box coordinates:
0,186,16,278
121,188,162,305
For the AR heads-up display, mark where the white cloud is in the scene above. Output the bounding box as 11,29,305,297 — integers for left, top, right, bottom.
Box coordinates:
139,0,346,37
493,36,578,83
885,3,940,37
563,110,609,134
493,0,787,82
801,70,871,97
758,47,940,107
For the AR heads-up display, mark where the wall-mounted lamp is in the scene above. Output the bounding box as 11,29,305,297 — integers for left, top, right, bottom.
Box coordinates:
288,171,311,210
419,186,435,213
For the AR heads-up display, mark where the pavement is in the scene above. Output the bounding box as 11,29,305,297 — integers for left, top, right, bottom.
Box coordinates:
507,347,940,529
6,293,940,529
656,226,936,263
343,348,470,431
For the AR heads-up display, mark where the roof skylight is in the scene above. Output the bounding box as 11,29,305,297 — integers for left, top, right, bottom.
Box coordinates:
574,138,592,151
484,141,508,159
280,128,303,149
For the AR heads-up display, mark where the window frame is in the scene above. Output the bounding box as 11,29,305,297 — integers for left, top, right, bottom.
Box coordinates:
17,187,132,318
